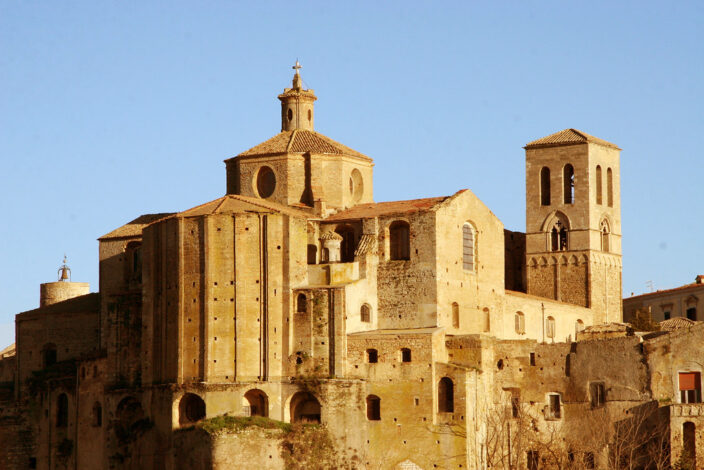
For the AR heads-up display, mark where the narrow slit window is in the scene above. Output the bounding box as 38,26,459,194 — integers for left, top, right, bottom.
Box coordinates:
596,165,603,205
607,167,613,207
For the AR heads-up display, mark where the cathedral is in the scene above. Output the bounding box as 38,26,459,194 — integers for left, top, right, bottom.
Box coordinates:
1,64,702,470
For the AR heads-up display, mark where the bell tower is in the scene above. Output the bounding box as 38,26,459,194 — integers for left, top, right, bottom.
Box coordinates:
524,129,622,323
278,60,316,132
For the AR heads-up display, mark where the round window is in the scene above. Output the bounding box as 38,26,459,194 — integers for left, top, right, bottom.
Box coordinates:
256,166,276,198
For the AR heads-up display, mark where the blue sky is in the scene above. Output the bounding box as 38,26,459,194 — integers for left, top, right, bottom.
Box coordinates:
1,1,703,348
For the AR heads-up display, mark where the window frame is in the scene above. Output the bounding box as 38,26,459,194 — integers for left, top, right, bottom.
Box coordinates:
546,393,562,420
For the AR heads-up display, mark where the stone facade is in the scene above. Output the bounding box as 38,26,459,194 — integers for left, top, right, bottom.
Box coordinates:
0,65,700,470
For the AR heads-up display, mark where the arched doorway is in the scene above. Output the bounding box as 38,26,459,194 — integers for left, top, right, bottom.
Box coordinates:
243,389,269,417
683,421,696,468
290,392,321,423
335,225,356,262
116,396,144,428
178,393,206,425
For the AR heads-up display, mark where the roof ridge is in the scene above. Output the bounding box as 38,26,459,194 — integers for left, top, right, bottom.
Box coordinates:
287,130,297,153
213,197,228,213
569,128,587,139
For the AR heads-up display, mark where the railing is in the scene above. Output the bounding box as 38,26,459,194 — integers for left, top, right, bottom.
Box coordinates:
670,402,704,417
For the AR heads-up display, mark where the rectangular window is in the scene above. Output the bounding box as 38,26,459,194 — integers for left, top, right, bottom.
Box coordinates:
679,372,702,403
527,450,539,470
547,394,561,419
687,308,697,321
590,382,605,408
664,311,671,320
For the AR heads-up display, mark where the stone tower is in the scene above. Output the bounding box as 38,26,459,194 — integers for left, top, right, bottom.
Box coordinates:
225,62,374,214
524,129,622,324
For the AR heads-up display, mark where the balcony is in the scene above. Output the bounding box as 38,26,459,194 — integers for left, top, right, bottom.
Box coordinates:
307,262,359,286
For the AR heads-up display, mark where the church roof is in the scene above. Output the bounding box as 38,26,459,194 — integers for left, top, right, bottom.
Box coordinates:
150,194,311,223
231,129,370,160
99,213,176,240
524,128,620,150
324,196,451,221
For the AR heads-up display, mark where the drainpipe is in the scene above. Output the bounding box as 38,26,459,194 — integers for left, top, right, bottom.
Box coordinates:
541,303,545,344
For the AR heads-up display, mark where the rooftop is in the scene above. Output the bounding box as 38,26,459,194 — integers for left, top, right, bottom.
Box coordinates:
18,293,100,318
229,129,370,160
524,128,620,150
99,213,175,240
324,195,455,221
149,194,311,224
625,276,704,301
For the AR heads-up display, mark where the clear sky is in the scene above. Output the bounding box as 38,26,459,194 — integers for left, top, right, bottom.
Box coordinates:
1,1,703,348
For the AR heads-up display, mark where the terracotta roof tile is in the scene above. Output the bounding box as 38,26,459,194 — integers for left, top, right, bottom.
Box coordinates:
525,128,620,150
148,194,311,226
625,281,704,300
355,234,377,256
99,213,176,240
660,317,698,331
234,130,369,160
324,196,449,221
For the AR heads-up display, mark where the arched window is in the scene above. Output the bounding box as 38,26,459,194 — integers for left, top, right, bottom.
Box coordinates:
607,168,613,207
367,349,378,364
307,244,317,265
462,223,475,271
366,395,381,421
400,348,412,363
596,165,603,205
42,343,57,369
361,304,371,323
438,377,454,413
452,302,460,328
575,319,585,338
244,389,269,417
540,167,551,206
547,213,570,252
563,164,574,204
291,392,321,423
600,219,610,252
127,241,142,282
179,393,206,425
546,316,556,340
92,402,102,427
389,221,410,260
515,312,525,335
56,393,69,427
296,293,307,313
